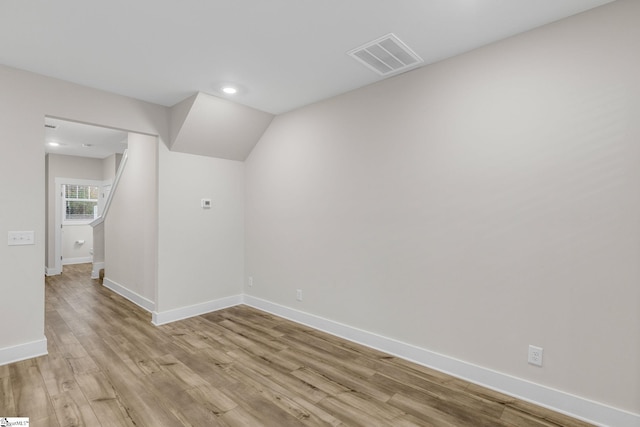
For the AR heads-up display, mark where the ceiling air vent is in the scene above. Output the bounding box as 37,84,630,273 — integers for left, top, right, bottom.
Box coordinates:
348,33,423,76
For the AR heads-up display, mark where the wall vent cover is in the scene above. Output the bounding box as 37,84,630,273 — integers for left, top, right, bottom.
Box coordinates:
348,33,423,76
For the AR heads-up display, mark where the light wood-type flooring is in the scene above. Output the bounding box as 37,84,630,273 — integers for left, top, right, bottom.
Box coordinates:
0,263,595,426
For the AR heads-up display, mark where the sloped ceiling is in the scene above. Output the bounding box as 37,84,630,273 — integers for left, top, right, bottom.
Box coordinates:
9,1,615,161
169,92,274,161
0,0,616,114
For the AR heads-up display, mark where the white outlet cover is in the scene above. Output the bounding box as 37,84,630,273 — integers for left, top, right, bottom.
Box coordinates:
528,345,543,367
201,198,212,208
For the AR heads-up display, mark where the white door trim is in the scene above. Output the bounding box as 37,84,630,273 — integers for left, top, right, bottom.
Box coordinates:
54,177,105,275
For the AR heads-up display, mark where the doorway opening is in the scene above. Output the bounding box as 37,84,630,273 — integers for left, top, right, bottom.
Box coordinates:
45,117,127,276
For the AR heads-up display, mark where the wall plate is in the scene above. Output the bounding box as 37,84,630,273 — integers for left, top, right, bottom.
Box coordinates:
8,231,35,246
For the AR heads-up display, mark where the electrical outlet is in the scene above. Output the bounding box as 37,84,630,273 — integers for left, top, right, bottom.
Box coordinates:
296,289,303,301
248,276,253,287
528,345,543,367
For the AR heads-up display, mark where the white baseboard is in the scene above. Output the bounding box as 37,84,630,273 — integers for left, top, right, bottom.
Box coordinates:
3,293,635,426
62,256,93,266
130,292,639,427
242,295,639,427
45,266,61,276
103,277,155,313
2,297,636,427
0,338,48,366
152,295,243,326
91,261,104,279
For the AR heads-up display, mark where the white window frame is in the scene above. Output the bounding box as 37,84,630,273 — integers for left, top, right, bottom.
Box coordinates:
62,182,101,225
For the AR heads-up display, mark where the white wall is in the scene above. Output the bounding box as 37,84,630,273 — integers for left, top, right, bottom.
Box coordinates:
1,64,247,361
92,222,105,269
61,225,93,263
0,66,248,363
0,64,168,361
0,64,249,357
102,153,118,181
156,144,244,317
0,73,47,355
93,152,123,271
104,133,158,305
245,0,640,416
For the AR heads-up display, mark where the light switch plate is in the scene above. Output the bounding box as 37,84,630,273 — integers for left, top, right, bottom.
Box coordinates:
8,231,35,246
201,199,212,209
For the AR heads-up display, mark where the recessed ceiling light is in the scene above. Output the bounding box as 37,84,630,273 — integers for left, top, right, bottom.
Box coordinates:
48,142,60,147
213,81,247,96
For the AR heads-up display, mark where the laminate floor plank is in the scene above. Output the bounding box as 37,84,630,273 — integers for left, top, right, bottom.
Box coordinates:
211,309,287,340
377,371,507,423
291,367,353,397
317,395,397,427
77,334,185,427
160,318,224,355
74,372,135,427
389,392,475,427
222,360,329,425
185,384,238,415
358,354,471,393
8,359,55,421
283,331,378,378
49,390,102,427
500,406,564,427
0,264,596,426
504,400,596,427
277,347,394,403
219,403,271,427
144,369,228,427
230,391,308,427
0,375,16,415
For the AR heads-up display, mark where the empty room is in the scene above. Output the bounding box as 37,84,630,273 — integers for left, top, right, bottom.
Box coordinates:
0,0,638,426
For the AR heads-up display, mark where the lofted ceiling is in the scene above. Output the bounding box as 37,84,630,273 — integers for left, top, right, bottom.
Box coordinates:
170,93,274,161
0,0,615,115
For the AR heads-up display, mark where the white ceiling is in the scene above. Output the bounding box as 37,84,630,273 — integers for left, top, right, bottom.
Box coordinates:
1,0,615,115
45,118,127,159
